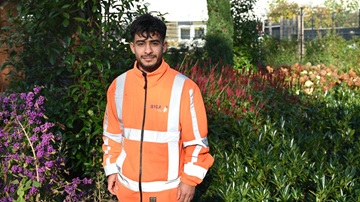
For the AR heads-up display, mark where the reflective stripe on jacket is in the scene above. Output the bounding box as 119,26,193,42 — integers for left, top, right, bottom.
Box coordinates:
102,60,214,192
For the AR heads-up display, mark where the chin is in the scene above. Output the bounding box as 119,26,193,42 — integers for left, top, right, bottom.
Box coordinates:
139,60,162,72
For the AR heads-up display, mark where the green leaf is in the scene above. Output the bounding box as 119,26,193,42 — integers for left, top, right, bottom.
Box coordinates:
16,3,22,11
63,19,69,27
32,181,41,188
63,12,70,19
62,4,71,9
83,68,92,76
92,5,98,13
49,55,56,65
17,189,24,199
74,17,87,23
24,179,32,190
12,179,20,184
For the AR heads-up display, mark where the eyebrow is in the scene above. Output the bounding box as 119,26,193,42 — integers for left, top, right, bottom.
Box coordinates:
135,39,161,44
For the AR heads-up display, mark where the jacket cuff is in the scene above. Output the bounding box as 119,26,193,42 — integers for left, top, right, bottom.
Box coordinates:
180,174,200,187
104,163,118,176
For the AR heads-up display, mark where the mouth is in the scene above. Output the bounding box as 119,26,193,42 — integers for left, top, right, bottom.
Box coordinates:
141,55,156,62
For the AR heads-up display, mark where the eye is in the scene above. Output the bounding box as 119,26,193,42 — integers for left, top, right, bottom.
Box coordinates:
151,41,160,46
136,42,145,47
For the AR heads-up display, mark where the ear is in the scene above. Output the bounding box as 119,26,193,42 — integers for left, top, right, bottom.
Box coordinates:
130,42,135,54
163,41,168,53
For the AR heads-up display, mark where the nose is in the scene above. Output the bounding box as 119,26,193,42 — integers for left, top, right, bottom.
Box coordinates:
144,43,152,54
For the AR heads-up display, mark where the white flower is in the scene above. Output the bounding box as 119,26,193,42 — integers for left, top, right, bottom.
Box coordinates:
300,70,308,75
304,80,313,87
87,109,94,116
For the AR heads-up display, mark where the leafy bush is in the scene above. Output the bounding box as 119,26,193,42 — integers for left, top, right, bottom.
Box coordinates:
206,0,234,66
304,33,360,72
0,87,92,201
204,33,234,67
1,0,146,176
262,36,300,67
179,61,360,201
262,32,360,73
231,0,262,69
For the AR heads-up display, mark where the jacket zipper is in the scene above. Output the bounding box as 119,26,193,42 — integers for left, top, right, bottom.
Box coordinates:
139,71,147,202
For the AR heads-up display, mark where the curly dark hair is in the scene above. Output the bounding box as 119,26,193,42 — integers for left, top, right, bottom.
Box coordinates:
130,13,167,42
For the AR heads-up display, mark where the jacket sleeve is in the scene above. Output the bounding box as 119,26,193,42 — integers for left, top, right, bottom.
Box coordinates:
179,80,214,186
102,78,123,176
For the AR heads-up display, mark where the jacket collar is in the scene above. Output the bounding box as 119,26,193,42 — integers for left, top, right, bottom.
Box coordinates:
133,59,170,88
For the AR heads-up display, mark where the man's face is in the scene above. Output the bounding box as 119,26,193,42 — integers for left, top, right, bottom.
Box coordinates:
130,32,167,72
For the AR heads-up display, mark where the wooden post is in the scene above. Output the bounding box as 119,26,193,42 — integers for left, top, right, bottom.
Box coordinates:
292,14,297,38
298,7,304,61
301,10,304,58
286,18,291,39
280,15,283,39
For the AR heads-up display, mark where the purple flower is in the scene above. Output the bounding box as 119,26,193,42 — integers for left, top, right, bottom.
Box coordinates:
38,166,46,173
20,93,26,100
72,177,81,185
46,146,55,154
26,101,34,107
64,184,76,195
3,97,9,103
44,161,54,168
33,86,41,94
26,92,34,101
36,96,45,106
29,186,38,195
36,150,44,158
9,186,15,193
0,130,5,138
4,186,9,192
25,157,33,164
13,143,20,150
11,165,18,173
24,170,35,179
29,135,38,142
0,88,94,201
82,178,93,185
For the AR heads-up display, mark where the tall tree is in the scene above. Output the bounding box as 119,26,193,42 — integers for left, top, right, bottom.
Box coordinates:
324,0,359,12
205,0,234,66
268,0,300,21
231,0,262,68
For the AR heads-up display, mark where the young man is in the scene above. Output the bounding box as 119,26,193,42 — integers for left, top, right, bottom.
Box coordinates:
102,13,214,202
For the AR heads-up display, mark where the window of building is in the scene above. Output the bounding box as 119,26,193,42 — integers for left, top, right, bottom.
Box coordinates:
194,27,205,39
180,28,191,40
178,25,206,41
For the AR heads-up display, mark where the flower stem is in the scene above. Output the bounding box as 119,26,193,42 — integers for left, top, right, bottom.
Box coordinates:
17,119,40,184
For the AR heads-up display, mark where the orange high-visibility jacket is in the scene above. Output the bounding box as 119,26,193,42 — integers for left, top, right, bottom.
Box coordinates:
102,60,214,193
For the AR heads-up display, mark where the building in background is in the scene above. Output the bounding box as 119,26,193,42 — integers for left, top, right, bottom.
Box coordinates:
144,0,208,49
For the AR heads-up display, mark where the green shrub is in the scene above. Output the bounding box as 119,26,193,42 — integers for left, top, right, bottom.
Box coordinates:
182,61,360,201
1,0,146,176
204,33,234,67
262,36,300,67
262,32,360,73
304,34,360,72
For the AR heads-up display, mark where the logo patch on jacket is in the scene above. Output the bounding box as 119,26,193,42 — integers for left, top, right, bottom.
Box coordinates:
150,104,168,112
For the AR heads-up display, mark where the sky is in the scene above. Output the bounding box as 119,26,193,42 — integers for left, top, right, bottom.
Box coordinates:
145,0,208,21
144,0,328,21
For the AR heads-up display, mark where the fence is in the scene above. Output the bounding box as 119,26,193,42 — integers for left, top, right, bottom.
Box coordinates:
265,9,360,40
264,9,360,59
